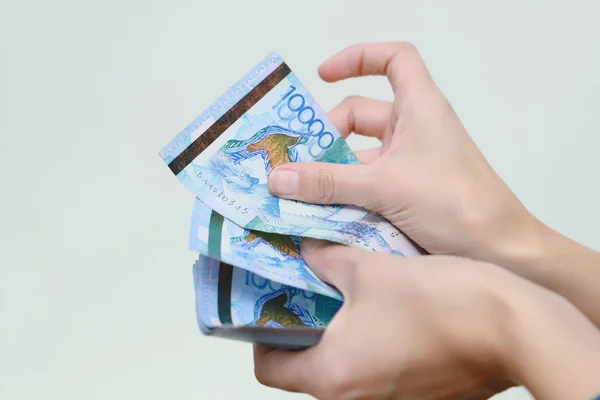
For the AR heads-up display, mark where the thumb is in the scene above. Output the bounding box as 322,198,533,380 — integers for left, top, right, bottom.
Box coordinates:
268,162,379,208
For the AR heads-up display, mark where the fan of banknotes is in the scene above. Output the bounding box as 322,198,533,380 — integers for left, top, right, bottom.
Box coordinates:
159,52,421,349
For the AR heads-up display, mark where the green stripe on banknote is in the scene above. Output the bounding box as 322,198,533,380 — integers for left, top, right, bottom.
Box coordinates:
208,210,234,325
208,210,224,260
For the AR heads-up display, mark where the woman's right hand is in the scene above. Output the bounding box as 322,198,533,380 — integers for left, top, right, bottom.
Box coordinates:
254,239,600,400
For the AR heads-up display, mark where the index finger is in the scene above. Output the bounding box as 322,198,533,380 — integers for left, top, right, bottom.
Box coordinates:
318,42,431,93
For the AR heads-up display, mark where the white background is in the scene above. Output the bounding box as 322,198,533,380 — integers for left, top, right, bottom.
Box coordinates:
1,1,599,399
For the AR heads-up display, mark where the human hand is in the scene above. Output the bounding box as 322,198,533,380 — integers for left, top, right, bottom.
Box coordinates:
267,42,537,264
254,239,600,400
268,42,600,330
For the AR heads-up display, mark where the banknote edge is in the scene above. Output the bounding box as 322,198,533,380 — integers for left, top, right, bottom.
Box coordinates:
158,51,284,162
188,198,344,300
193,255,219,334
209,326,324,349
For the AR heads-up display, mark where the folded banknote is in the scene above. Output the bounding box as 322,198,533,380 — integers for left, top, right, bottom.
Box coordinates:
194,254,342,349
160,52,422,346
160,52,420,257
190,198,342,300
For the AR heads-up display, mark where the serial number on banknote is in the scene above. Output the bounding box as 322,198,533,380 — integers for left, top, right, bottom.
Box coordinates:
196,171,250,214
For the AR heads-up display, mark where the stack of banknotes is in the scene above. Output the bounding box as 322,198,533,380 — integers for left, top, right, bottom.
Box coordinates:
159,52,421,349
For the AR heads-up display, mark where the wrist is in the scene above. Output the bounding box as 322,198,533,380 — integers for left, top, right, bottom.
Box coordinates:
439,264,540,382
466,199,539,263
479,214,548,275
476,210,600,327
458,185,545,269
497,282,600,399
468,206,566,288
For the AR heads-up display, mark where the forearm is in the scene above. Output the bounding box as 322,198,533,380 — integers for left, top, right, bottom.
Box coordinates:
504,289,600,400
483,217,600,328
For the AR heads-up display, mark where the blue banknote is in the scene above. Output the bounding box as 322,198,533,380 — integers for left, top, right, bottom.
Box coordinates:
193,255,342,347
160,52,420,257
190,198,342,300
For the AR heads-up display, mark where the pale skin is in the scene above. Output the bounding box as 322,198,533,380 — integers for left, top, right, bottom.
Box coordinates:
252,42,600,399
255,242,600,400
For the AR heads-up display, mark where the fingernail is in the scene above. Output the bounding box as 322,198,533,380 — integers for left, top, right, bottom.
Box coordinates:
269,169,298,196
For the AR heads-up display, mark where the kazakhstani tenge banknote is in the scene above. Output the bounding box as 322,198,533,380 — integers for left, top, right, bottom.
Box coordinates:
160,52,420,257
190,198,342,300
194,254,220,335
193,255,342,348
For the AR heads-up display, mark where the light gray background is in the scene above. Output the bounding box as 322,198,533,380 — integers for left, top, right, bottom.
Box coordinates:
1,1,598,399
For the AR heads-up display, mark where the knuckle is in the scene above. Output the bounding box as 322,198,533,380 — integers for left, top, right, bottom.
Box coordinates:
390,42,426,79
357,45,368,76
340,95,365,108
393,43,416,65
314,168,337,203
338,96,362,130
394,41,418,54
